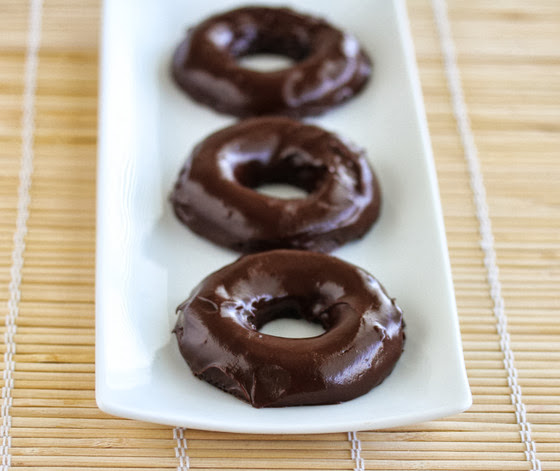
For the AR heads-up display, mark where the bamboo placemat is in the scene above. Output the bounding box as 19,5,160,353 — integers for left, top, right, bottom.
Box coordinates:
1,0,559,470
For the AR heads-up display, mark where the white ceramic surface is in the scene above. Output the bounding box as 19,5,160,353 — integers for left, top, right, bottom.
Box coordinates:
96,0,471,433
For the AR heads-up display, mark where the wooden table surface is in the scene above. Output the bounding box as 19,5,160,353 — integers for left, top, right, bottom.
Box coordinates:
1,0,559,470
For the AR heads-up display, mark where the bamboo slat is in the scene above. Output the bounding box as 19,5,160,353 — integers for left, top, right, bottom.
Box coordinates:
0,0,559,470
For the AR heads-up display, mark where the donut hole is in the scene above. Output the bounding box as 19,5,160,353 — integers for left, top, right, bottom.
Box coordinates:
232,29,311,71
255,183,308,199
234,154,328,199
238,54,296,72
259,318,325,338
254,298,327,339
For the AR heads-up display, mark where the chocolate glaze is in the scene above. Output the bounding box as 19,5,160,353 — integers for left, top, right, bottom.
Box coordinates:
174,250,405,408
170,117,381,253
172,6,372,117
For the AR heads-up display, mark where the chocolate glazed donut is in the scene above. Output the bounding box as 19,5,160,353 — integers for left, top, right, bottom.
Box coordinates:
172,6,371,117
174,250,405,408
170,117,381,253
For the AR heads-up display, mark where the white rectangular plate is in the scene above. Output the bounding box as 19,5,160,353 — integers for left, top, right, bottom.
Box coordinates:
96,0,471,433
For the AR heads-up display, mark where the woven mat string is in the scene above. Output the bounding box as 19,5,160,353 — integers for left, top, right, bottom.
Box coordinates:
430,0,541,469
0,1,44,470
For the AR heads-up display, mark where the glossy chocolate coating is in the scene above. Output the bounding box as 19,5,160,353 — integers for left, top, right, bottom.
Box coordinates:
170,117,381,253
172,6,372,117
174,250,405,408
